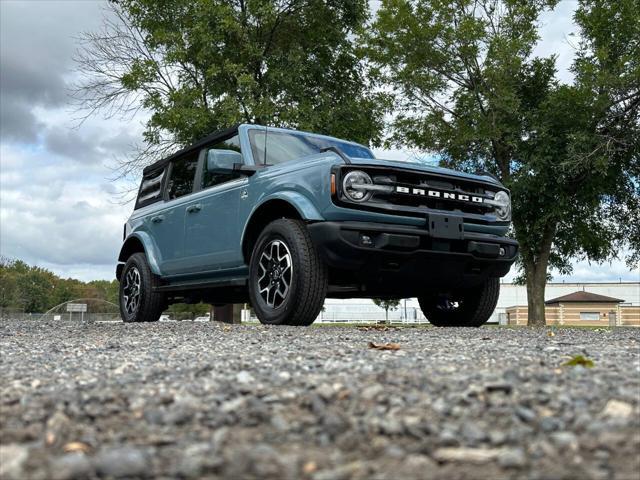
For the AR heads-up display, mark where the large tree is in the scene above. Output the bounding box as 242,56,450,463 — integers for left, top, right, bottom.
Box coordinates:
572,0,640,266
367,0,639,325
75,0,388,174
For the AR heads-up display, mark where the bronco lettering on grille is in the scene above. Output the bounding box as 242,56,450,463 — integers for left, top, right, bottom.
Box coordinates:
396,186,484,203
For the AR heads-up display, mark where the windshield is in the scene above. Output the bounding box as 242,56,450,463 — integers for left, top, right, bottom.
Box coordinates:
249,130,374,165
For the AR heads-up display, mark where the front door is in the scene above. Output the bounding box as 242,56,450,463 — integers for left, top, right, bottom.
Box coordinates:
182,179,247,273
182,135,247,273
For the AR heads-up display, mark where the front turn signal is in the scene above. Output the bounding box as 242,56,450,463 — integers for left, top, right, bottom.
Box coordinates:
330,173,336,196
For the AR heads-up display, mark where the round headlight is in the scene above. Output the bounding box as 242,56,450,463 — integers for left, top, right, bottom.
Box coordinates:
342,170,373,202
493,190,511,221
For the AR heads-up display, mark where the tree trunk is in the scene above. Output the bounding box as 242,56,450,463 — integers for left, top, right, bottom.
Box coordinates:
521,226,556,327
525,269,547,326
211,304,242,324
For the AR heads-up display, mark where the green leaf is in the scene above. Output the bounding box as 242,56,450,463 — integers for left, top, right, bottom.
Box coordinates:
563,355,595,368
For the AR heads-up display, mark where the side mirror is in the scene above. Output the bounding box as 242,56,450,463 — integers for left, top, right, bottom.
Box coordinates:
206,149,243,174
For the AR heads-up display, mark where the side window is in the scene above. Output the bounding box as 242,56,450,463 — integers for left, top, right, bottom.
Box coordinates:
202,135,242,189
135,168,166,209
167,152,198,200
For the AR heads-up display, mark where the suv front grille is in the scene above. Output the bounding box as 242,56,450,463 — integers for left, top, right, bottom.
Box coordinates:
338,166,504,219
374,172,494,215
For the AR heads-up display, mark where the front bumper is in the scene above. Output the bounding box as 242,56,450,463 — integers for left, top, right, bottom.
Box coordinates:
308,221,518,291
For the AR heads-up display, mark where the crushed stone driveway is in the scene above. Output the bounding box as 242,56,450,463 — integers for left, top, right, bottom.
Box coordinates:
1,320,639,480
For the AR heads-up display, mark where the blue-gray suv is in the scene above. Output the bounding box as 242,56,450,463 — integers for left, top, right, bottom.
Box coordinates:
117,124,518,326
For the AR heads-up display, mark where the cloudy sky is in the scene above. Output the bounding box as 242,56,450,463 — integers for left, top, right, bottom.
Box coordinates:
0,0,637,283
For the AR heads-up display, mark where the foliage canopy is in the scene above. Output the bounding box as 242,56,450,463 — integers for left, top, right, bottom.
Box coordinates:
75,0,388,173
0,257,119,314
367,0,639,325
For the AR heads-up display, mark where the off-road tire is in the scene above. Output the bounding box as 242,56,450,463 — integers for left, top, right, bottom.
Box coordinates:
119,253,164,323
418,277,500,327
249,219,328,326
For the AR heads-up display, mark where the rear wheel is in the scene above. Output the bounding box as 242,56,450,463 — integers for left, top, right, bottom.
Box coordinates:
248,219,327,326
418,277,500,327
119,253,164,323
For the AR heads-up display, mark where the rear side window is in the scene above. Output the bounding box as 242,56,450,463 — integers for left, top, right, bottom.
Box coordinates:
167,153,199,200
135,168,166,209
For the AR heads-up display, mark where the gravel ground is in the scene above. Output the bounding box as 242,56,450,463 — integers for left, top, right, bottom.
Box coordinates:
1,320,639,480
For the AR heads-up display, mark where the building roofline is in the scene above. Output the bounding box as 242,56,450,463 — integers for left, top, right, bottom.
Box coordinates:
544,291,625,305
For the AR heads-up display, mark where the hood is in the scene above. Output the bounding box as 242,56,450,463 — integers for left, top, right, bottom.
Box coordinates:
348,157,501,186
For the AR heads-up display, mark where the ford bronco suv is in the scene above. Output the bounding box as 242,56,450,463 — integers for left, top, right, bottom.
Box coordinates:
117,124,517,326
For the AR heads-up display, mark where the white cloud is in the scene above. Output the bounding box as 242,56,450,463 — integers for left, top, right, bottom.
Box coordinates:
560,260,640,283
0,144,131,275
502,257,639,283
533,0,580,84
0,0,144,280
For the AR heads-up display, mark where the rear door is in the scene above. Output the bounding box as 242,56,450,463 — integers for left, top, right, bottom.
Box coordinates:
182,134,248,273
148,152,199,275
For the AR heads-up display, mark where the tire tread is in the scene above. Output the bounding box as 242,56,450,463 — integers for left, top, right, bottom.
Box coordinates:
120,253,164,323
418,278,500,327
249,219,327,326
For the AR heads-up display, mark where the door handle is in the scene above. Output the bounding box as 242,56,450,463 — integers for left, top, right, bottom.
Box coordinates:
151,215,164,223
186,204,202,213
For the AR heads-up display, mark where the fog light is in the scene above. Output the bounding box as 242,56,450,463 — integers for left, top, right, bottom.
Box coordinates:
360,234,373,247
499,247,506,257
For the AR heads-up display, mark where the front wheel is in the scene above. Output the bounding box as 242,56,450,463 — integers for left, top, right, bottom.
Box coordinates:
119,253,164,323
248,219,328,326
418,278,500,327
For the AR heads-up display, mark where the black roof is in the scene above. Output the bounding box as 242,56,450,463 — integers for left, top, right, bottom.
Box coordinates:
142,124,240,175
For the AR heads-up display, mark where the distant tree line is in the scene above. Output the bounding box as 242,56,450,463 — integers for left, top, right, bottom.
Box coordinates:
0,257,119,314
0,257,213,318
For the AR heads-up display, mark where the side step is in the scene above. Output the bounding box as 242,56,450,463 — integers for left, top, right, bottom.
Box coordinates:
154,277,247,292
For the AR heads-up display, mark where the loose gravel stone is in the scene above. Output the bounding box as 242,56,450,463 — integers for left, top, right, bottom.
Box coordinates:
515,406,537,423
0,444,29,480
550,431,579,451
432,447,503,464
497,447,527,468
601,399,634,419
1,320,639,479
50,452,93,480
236,370,255,384
94,447,149,478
